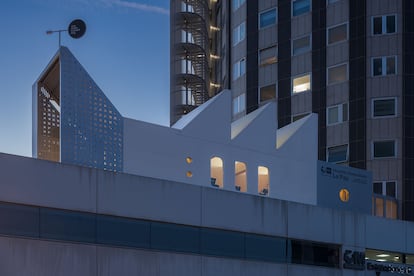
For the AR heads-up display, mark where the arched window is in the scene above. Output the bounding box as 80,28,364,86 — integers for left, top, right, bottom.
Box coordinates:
235,161,247,192
258,166,269,195
210,157,223,188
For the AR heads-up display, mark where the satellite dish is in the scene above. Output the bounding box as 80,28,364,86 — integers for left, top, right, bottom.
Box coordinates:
68,19,86,39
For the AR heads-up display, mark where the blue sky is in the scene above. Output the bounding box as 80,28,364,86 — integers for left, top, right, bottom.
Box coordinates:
0,0,170,157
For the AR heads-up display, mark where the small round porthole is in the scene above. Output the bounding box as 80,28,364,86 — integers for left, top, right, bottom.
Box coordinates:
339,189,350,202
186,171,193,178
186,157,193,164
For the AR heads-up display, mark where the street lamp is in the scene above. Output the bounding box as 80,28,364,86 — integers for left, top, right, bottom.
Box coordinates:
45,29,67,47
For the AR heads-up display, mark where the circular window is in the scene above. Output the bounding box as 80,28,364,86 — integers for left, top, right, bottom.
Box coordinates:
339,188,350,202
186,157,193,164
186,171,193,177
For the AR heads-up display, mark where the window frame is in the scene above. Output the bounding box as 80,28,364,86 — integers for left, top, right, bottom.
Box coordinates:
372,14,397,35
292,73,311,94
259,8,277,29
327,63,348,85
232,58,246,80
232,0,246,11
259,45,278,66
292,34,312,56
371,97,397,118
327,22,348,45
259,84,277,103
232,21,246,46
371,56,397,77
232,93,246,116
372,181,398,219
292,0,311,17
372,140,397,159
326,102,348,126
327,144,349,164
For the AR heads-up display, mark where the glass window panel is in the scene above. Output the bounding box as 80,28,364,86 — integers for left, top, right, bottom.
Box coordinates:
258,166,269,195
373,58,382,76
245,234,287,262
201,228,244,258
328,24,347,44
375,198,384,217
40,208,96,243
293,74,311,93
373,182,383,194
151,222,200,253
386,57,396,75
289,240,340,268
386,181,396,198
327,145,348,163
373,141,395,158
328,64,347,84
373,98,395,117
406,255,414,265
366,249,403,263
293,36,311,55
259,46,277,66
260,84,276,102
97,215,150,248
373,17,382,34
210,157,224,188
260,9,277,28
386,200,398,219
342,103,348,121
386,15,396,33
0,202,39,238
293,0,310,16
327,106,339,125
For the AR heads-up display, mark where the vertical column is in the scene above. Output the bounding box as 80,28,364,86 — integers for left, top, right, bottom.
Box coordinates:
311,0,327,161
277,0,292,127
348,0,367,169
246,0,259,113
402,0,414,221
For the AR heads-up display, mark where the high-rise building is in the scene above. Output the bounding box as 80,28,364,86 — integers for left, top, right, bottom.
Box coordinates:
170,0,414,221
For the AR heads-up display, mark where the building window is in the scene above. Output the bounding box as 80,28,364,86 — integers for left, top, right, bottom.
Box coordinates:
373,140,396,158
258,166,269,195
259,46,277,66
233,94,246,116
232,0,246,11
292,74,311,94
327,63,348,85
292,0,311,17
327,0,339,4
372,15,396,35
259,84,276,103
233,58,246,80
373,181,397,219
372,98,396,118
327,144,348,163
327,103,348,125
327,23,348,45
366,249,402,263
234,161,247,192
233,22,246,46
372,56,397,76
259,8,277,29
210,157,223,188
292,113,309,122
292,35,311,56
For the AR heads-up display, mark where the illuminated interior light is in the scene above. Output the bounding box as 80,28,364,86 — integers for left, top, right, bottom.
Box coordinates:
210,54,220,60
376,259,387,262
50,100,61,113
186,157,193,164
186,171,193,177
377,254,390,258
210,83,220,88
210,26,220,31
40,87,51,99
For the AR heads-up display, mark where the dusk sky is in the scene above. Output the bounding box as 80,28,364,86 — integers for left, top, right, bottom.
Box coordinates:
0,0,170,157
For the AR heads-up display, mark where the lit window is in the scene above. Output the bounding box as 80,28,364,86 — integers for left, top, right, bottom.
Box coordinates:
372,56,397,76
372,98,396,118
292,74,311,94
233,58,246,80
235,161,247,192
259,84,276,103
327,63,348,85
259,8,277,29
232,94,246,116
259,46,277,66
327,23,348,45
233,22,246,46
292,35,311,56
258,166,269,195
339,189,350,202
292,0,310,17
327,144,348,163
372,181,397,219
232,0,246,11
373,140,396,158
372,15,396,35
210,157,223,188
327,103,348,125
